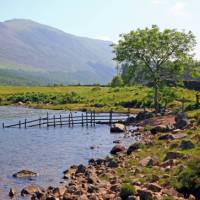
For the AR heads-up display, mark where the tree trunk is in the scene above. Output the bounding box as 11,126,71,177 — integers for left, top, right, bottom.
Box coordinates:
154,83,160,113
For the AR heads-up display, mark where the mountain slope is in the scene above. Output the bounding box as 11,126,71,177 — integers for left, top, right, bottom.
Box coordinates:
0,19,115,85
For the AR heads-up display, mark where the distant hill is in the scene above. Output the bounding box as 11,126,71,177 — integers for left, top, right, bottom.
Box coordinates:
0,19,115,85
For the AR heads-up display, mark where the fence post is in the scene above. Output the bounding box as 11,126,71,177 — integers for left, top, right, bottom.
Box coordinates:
39,117,41,128
24,119,27,128
71,112,74,127
93,111,96,127
90,112,93,126
109,110,113,125
47,112,49,127
82,113,84,127
60,115,62,126
19,120,21,128
68,113,71,127
86,112,88,127
53,115,56,127
2,123,4,129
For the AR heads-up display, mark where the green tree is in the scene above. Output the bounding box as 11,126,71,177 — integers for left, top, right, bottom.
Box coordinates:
110,75,124,87
112,25,196,112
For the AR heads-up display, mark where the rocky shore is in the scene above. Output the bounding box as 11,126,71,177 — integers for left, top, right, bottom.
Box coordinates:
9,111,200,200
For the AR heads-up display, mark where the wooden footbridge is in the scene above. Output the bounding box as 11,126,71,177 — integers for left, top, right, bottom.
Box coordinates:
2,110,131,129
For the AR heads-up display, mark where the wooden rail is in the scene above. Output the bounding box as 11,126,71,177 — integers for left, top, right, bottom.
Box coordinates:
2,110,130,129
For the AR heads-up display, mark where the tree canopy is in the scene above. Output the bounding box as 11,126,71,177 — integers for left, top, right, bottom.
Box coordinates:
112,25,197,112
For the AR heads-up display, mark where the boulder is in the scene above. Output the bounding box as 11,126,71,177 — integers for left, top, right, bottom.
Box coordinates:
52,186,66,197
21,185,44,196
110,123,127,133
75,164,86,174
175,112,190,129
172,133,187,139
144,183,162,192
180,140,195,150
164,152,185,161
139,156,159,167
107,159,119,168
158,134,174,140
127,142,141,155
110,144,125,155
150,125,170,134
13,170,37,178
138,189,153,200
136,111,154,121
126,116,135,124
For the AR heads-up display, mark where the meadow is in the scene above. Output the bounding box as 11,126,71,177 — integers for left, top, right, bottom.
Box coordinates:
0,85,199,118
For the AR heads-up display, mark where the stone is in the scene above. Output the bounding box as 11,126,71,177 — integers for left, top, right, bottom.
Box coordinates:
127,196,136,200
138,189,153,200
160,159,174,168
188,194,196,200
110,123,127,133
9,188,16,197
144,183,162,192
175,112,190,129
113,140,121,144
127,142,141,155
151,125,169,134
13,170,37,178
87,184,99,193
179,140,195,150
164,152,185,161
52,186,66,197
139,156,159,167
21,185,44,196
135,111,154,121
158,134,174,140
107,159,119,168
110,144,125,155
126,116,135,124
76,164,86,174
172,133,187,139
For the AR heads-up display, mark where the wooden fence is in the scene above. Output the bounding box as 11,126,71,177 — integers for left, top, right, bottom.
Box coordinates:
2,110,130,129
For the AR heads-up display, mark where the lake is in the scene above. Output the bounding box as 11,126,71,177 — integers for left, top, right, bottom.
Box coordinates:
0,106,136,199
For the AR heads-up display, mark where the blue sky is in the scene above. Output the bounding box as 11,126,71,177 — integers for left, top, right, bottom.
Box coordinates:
1,0,200,58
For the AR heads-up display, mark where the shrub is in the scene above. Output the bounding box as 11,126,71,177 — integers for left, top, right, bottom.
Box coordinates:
110,76,124,87
120,183,135,199
91,86,101,92
176,158,200,198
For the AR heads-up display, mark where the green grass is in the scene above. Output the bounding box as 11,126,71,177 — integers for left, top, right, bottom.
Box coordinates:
0,85,198,113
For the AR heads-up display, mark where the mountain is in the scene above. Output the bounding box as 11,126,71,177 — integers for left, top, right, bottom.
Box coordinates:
0,19,115,85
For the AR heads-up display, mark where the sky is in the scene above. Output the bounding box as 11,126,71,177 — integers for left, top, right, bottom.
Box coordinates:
0,0,200,58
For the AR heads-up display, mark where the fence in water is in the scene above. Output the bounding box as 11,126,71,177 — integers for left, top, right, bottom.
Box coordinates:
2,110,131,129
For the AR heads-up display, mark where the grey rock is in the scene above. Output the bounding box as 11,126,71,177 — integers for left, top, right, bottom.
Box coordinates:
13,170,37,178
180,140,195,150
110,144,126,155
127,142,141,155
164,152,185,161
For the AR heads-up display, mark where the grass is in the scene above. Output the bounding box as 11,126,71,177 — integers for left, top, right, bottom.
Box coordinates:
114,125,200,197
0,85,198,114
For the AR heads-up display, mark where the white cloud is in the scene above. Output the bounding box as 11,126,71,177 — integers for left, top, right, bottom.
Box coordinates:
170,2,190,17
96,35,112,41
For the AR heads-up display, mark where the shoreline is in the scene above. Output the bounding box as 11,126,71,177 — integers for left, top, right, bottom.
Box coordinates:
8,112,200,199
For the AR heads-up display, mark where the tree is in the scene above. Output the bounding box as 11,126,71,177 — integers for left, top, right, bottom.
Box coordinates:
110,75,124,87
112,25,196,112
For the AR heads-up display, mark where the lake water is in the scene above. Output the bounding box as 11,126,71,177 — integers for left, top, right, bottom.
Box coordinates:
0,106,136,199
